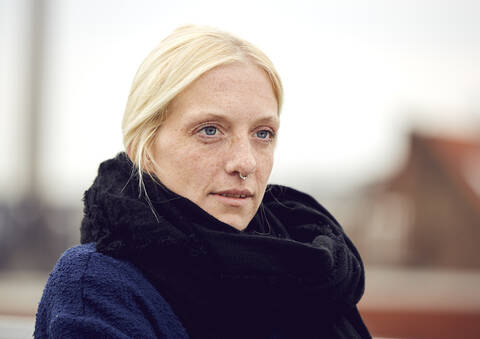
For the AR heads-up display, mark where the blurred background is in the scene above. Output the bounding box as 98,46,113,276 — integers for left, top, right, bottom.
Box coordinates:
1,0,479,338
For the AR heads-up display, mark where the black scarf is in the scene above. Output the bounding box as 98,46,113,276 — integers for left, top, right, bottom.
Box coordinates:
80,153,371,339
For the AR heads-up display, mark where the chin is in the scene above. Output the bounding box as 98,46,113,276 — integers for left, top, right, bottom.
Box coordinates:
216,214,249,231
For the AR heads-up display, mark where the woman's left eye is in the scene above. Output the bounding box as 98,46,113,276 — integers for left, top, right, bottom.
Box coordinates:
256,130,273,139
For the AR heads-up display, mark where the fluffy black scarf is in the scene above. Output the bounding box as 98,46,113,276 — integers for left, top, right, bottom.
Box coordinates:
80,153,371,339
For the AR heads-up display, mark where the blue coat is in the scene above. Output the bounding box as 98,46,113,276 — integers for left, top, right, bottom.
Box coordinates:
35,243,189,338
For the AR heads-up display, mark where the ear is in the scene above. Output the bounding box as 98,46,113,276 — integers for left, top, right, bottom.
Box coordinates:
125,144,134,161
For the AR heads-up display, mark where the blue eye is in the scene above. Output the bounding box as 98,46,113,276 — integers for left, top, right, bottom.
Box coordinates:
256,130,271,139
201,126,217,136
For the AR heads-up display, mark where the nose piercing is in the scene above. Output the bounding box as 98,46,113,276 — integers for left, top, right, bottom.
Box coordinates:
239,173,248,181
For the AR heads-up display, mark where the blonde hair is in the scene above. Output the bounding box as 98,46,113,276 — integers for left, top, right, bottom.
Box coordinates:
122,25,283,194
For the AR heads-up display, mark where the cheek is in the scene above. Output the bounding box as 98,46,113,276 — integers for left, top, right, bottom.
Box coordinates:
152,137,192,183
185,151,220,179
164,143,225,191
256,149,275,182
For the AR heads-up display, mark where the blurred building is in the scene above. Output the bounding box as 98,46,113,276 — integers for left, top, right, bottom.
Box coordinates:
350,131,480,268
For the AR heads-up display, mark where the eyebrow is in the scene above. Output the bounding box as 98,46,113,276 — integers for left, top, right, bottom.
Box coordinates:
186,111,280,126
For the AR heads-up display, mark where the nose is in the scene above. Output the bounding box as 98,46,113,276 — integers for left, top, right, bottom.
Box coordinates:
225,136,256,178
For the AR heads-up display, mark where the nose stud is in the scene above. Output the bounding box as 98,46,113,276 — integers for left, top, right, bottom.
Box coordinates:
239,173,248,181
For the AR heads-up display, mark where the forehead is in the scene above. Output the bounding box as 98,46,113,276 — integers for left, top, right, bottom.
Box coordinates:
166,61,279,125
198,62,271,93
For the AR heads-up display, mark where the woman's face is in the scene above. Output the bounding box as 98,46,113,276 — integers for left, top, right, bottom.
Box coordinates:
151,61,279,230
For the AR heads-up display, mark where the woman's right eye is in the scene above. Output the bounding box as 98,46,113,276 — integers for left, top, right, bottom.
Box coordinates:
199,126,218,136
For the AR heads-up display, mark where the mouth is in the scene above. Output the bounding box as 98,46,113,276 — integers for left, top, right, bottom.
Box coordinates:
210,189,254,206
217,192,250,198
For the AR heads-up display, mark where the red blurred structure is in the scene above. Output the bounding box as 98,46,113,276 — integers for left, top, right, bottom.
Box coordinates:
351,132,480,338
351,132,480,268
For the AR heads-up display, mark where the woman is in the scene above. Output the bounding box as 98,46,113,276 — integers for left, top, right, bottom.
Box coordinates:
35,25,371,338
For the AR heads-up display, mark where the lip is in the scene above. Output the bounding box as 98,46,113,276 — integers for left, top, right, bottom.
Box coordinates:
210,189,254,207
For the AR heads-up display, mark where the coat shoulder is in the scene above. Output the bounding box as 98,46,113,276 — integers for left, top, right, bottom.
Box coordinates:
34,243,188,338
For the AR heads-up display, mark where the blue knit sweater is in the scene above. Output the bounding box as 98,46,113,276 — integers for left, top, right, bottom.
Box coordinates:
34,243,189,338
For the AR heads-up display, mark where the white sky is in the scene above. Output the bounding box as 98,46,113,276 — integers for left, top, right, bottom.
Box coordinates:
1,0,480,205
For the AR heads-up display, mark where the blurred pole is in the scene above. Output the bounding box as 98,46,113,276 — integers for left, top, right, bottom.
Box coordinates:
0,0,66,271
25,0,46,199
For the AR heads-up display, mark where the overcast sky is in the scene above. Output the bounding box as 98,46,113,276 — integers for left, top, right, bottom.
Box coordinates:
1,0,479,204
